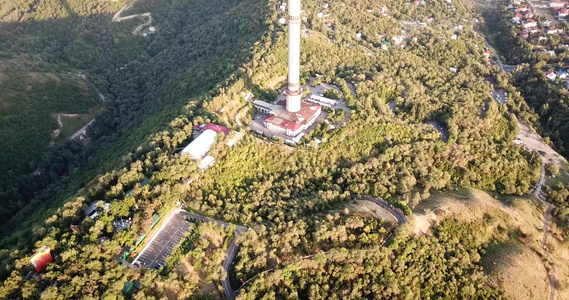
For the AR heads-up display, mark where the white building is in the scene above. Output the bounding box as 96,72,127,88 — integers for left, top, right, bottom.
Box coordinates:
545,71,557,80
181,129,218,159
307,94,338,107
198,155,215,171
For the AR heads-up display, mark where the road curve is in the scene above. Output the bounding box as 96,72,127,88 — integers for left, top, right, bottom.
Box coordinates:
69,75,105,140
356,195,407,225
134,209,246,300
112,3,153,35
234,195,407,295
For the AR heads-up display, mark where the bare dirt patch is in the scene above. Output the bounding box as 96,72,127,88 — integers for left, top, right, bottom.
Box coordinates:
518,120,566,166
411,213,437,235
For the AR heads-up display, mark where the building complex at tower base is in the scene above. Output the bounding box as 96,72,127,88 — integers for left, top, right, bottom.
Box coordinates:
253,99,321,137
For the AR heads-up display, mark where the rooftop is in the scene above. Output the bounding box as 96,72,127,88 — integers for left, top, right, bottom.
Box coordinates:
261,100,321,131
194,123,229,135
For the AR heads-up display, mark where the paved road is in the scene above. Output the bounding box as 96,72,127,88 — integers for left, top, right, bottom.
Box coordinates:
235,195,406,293
132,209,247,300
69,75,105,140
356,195,407,225
478,18,558,300
176,211,248,300
112,3,153,35
425,120,449,142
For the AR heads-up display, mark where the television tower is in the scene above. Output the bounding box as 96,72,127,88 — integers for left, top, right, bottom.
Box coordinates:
285,0,302,112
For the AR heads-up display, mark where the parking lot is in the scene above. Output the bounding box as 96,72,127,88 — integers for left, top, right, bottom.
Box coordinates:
132,209,248,271
133,211,192,269
490,88,508,104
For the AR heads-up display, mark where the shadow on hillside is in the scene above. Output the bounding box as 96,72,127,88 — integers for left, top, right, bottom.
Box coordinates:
0,0,269,240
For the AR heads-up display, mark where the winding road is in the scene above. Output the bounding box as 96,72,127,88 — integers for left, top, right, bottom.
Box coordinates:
234,196,407,295
477,22,559,299
112,3,154,36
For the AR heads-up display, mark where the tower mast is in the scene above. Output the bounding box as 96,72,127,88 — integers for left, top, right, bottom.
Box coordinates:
285,0,302,112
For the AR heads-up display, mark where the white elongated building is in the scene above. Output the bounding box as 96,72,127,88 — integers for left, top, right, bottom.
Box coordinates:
181,129,218,159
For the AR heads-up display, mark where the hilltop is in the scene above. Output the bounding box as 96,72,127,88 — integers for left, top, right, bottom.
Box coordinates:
0,0,568,299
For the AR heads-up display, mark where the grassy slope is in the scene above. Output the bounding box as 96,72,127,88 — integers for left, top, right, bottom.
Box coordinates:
0,54,100,175
411,187,569,300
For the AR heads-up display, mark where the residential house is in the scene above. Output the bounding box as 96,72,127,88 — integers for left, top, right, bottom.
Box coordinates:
545,70,557,80
547,27,561,35
511,14,523,23
557,69,568,79
550,1,566,8
559,9,569,18
522,19,537,28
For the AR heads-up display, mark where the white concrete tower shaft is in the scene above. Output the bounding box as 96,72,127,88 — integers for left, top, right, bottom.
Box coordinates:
285,0,302,112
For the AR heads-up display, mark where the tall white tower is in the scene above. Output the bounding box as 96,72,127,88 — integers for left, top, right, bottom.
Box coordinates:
285,0,302,113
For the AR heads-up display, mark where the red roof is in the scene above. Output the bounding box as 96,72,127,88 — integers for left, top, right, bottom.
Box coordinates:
485,50,491,54
195,123,229,135
545,71,554,75
264,115,302,131
263,101,321,132
30,246,53,272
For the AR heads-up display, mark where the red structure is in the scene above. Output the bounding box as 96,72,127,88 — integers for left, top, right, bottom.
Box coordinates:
30,246,53,272
70,224,83,234
193,123,230,135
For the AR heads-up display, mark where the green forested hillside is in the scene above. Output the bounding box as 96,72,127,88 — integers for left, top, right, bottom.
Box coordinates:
0,57,101,162
0,0,268,229
0,0,566,298
0,54,101,218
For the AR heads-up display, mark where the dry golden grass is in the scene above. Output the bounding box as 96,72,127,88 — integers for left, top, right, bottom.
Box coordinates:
482,242,549,300
412,188,555,299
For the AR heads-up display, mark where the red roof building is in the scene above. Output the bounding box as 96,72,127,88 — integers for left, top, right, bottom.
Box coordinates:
30,246,53,272
254,100,322,137
194,123,230,135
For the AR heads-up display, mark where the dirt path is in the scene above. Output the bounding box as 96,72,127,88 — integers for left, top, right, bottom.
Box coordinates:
534,166,557,300
112,3,153,36
519,121,565,166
